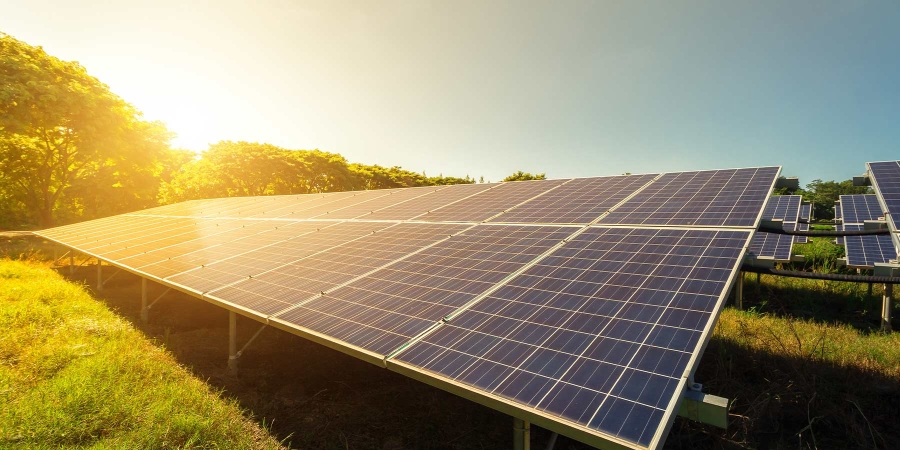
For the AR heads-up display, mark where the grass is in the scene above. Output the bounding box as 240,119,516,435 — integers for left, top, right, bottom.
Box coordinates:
0,259,285,449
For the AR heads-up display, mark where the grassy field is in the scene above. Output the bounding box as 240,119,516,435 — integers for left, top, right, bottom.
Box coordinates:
1,234,899,449
0,258,286,449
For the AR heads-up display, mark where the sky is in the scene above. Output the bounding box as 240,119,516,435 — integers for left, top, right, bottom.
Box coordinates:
2,0,899,184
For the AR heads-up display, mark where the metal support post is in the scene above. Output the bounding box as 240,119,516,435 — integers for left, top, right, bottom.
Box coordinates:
868,282,873,299
735,271,743,310
141,278,149,323
53,246,58,264
513,417,530,450
97,259,103,292
756,272,760,284
883,284,893,333
69,253,74,275
228,311,238,376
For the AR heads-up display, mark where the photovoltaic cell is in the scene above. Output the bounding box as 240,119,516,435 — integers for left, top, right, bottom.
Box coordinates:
417,179,570,223
166,221,394,293
841,224,898,267
840,195,883,224
394,227,751,449
132,221,330,279
598,167,779,227
209,223,469,315
490,174,659,224
273,225,576,356
306,186,447,219
364,183,498,220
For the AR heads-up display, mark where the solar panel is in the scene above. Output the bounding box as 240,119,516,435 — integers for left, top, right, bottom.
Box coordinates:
868,161,900,227
392,226,751,449
490,174,659,224
839,195,883,224
799,204,811,222
748,223,795,261
598,167,780,227
761,195,801,222
841,224,898,267
35,165,781,450
417,179,570,223
271,225,576,356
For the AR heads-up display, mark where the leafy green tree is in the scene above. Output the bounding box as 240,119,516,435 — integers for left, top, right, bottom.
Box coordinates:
503,171,547,181
0,33,175,227
796,179,870,219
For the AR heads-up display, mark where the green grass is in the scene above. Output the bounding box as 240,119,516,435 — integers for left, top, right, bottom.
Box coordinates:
0,259,285,449
669,235,900,449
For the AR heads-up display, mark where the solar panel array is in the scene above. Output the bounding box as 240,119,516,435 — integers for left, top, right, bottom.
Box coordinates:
794,204,811,244
748,195,801,261
838,193,897,267
37,167,780,450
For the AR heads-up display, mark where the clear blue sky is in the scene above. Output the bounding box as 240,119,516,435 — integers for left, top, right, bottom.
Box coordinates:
2,0,898,184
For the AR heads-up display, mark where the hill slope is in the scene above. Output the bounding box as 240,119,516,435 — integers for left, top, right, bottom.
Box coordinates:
0,260,284,449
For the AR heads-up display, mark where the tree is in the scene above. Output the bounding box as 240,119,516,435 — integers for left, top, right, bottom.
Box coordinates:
796,179,870,219
503,171,546,182
0,33,175,227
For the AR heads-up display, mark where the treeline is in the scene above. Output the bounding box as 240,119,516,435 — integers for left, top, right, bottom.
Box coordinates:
0,33,486,230
775,178,869,219
159,141,477,204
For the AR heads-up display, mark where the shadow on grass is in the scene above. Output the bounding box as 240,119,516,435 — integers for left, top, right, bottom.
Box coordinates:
669,332,900,450
56,265,899,450
733,273,890,333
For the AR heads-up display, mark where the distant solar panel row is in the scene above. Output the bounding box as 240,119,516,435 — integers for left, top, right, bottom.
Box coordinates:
36,166,780,450
838,193,898,267
747,195,801,260
839,225,897,268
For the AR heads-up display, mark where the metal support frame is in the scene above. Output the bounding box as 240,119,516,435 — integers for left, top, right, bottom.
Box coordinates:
677,382,729,429
100,268,122,289
883,284,893,332
513,417,530,450
69,253,74,275
226,310,267,376
141,278,148,323
228,311,238,376
868,283,873,299
735,271,743,310
97,259,102,291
